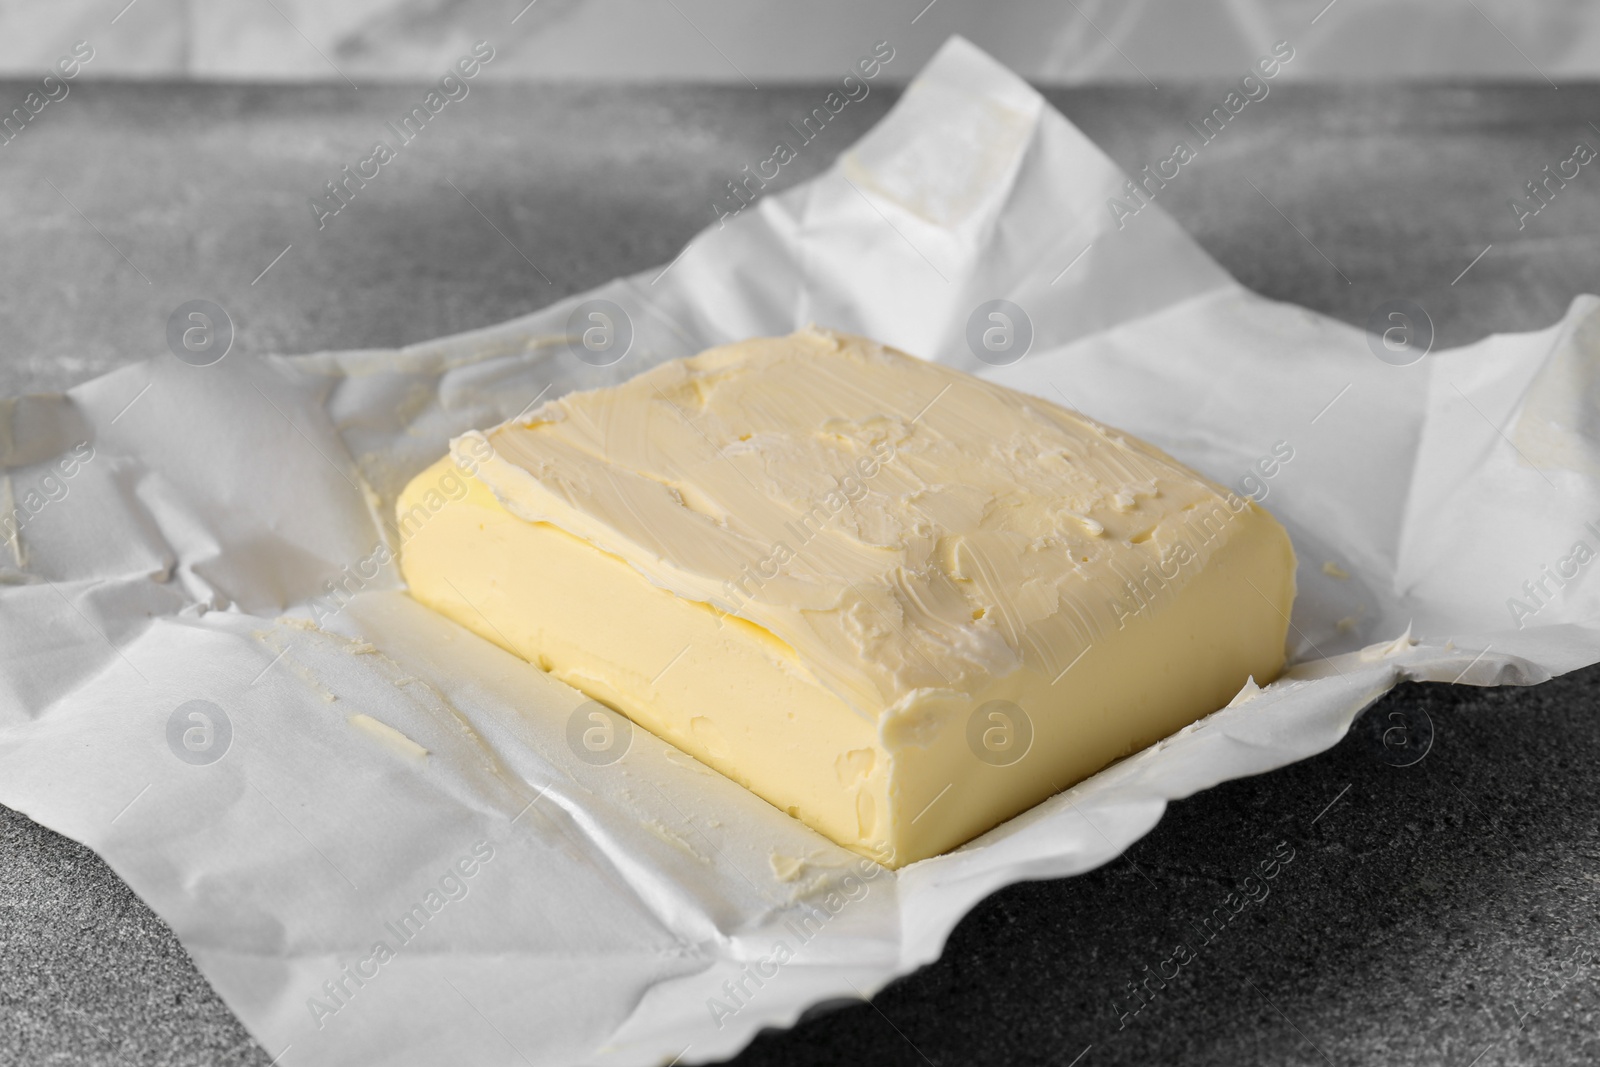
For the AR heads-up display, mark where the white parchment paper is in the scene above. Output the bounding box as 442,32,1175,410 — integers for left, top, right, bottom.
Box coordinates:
4,37,1599,1067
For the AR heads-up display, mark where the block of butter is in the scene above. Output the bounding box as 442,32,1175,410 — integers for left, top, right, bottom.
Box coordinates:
397,328,1295,867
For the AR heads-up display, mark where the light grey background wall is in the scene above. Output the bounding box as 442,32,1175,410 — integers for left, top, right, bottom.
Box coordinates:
0,0,1593,82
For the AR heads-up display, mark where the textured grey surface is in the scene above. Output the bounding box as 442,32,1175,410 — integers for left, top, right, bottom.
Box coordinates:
1,80,1598,1066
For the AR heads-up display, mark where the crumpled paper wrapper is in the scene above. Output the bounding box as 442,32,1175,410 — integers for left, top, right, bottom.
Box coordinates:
3,36,1598,1067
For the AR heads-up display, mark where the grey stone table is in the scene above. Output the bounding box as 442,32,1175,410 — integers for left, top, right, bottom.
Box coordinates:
2,79,1599,1066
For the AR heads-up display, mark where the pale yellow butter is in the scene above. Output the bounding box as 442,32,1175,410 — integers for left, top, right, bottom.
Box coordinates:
397,328,1295,867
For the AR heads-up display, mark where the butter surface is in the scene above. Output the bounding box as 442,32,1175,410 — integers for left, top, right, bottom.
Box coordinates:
398,328,1296,866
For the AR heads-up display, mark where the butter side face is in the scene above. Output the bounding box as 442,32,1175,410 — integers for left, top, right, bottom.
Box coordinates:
397,328,1296,867
397,456,892,855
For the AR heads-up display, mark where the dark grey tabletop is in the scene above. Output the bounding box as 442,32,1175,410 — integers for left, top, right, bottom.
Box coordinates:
2,79,1599,1067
